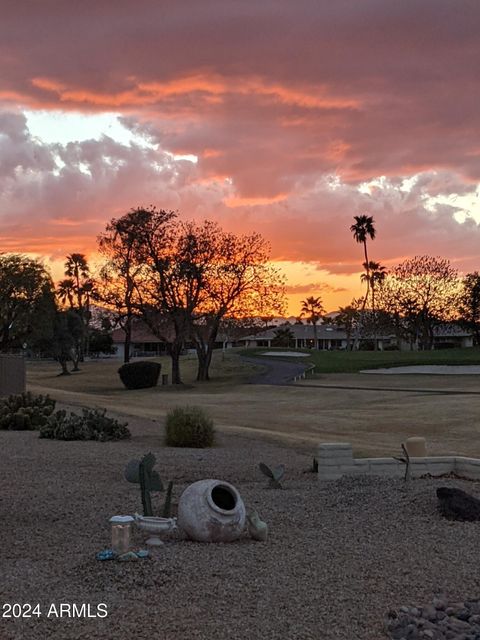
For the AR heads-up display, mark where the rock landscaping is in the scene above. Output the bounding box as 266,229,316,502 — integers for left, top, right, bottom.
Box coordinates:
2,407,480,640
386,597,480,639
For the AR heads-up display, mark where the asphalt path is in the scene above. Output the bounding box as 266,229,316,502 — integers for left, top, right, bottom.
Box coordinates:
240,355,310,385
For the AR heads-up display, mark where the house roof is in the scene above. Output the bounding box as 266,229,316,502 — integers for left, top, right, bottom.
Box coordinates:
111,320,169,344
433,323,472,337
242,323,347,341
111,318,231,344
242,321,473,342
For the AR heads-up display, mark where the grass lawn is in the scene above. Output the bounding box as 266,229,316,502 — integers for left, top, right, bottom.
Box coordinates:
240,346,480,373
26,349,480,459
28,350,263,395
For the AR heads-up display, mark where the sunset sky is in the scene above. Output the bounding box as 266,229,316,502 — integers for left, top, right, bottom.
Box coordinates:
1,1,480,314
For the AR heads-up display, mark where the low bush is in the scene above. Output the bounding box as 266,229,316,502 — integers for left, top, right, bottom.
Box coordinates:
434,342,456,350
165,406,215,448
358,340,375,351
0,392,56,431
40,407,131,441
118,361,161,389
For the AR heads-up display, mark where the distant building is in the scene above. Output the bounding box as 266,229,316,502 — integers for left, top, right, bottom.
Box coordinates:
239,321,474,351
111,319,236,359
111,323,168,360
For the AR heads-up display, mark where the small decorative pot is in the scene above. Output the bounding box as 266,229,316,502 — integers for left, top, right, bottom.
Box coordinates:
134,514,177,546
177,479,246,542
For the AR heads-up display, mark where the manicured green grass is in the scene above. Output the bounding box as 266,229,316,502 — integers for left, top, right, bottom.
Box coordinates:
240,346,480,373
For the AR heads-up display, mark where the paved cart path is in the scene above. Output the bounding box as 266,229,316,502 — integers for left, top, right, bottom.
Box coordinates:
240,355,310,384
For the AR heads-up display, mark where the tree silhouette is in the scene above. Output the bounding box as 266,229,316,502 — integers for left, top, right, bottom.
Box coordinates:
350,215,376,310
361,260,386,349
459,272,480,345
300,296,324,348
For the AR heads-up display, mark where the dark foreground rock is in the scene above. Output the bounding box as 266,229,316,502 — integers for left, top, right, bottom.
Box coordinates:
437,486,480,521
386,597,480,639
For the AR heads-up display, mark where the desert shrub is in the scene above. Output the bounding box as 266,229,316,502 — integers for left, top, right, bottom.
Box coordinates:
118,361,161,389
358,340,375,351
165,406,215,448
434,342,456,350
0,392,56,431
40,408,130,441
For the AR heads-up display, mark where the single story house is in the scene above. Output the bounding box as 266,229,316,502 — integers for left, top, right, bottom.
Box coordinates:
240,322,474,351
111,320,235,360
111,323,168,360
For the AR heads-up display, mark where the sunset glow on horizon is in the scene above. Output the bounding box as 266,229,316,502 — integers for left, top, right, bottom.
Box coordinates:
1,2,480,314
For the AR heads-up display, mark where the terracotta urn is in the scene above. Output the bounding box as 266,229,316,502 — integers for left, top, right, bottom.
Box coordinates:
177,479,246,542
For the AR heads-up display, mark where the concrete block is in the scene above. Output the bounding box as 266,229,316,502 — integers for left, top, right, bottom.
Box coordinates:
353,459,370,470
455,459,480,479
424,461,454,476
410,463,429,478
369,458,399,466
368,462,404,478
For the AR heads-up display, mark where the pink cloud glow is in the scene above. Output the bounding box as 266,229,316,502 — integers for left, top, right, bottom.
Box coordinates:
1,1,480,311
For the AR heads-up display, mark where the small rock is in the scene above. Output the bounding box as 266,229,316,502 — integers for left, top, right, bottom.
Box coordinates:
433,598,447,611
457,608,471,621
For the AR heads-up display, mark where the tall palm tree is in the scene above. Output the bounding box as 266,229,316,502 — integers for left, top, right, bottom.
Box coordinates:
361,260,386,350
350,215,376,310
64,253,90,311
335,302,361,351
360,261,386,316
64,253,90,361
300,296,324,349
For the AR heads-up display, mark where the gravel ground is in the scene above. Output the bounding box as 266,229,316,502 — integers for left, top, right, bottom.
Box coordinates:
1,410,480,640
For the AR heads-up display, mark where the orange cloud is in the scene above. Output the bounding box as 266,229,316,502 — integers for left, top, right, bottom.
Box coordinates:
2,2,480,312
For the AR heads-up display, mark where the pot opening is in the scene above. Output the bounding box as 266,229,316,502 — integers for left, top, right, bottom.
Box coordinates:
211,485,236,511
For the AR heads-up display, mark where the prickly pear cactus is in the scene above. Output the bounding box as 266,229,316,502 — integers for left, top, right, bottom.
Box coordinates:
258,462,285,489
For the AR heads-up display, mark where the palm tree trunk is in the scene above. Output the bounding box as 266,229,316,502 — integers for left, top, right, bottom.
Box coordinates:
354,240,370,350
361,240,370,311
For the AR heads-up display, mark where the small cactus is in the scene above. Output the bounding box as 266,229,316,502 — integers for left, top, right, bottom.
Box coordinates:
259,462,285,489
125,453,164,517
162,480,174,518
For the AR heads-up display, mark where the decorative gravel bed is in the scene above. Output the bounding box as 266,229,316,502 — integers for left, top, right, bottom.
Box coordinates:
1,410,480,640
386,598,480,639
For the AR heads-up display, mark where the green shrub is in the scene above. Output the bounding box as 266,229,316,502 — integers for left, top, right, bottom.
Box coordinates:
0,392,56,430
165,406,215,448
118,361,161,389
40,408,130,441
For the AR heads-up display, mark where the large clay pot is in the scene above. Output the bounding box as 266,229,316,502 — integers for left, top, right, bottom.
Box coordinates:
177,479,246,542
